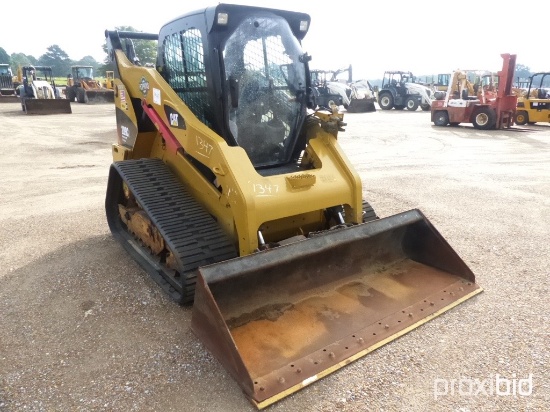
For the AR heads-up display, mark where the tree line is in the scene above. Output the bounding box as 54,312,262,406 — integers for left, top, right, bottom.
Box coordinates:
0,28,537,84
0,27,157,79
0,44,101,79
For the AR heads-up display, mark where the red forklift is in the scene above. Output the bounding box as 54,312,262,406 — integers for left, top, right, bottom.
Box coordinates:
431,54,517,130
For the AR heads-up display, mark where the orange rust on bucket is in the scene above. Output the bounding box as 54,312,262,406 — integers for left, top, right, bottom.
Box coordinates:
191,209,482,408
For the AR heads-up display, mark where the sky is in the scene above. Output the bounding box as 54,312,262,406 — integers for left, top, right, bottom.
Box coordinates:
1,0,548,80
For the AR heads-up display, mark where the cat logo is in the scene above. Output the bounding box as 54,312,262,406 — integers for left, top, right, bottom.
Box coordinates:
164,105,186,129
170,113,179,126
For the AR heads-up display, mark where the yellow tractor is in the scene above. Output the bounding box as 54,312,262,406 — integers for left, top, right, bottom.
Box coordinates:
102,70,114,90
104,4,482,408
65,65,114,103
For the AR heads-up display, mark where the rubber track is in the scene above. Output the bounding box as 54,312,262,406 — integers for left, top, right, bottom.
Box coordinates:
362,199,378,223
106,158,238,304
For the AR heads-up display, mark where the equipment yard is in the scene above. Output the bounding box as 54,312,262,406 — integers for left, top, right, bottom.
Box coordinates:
0,103,548,411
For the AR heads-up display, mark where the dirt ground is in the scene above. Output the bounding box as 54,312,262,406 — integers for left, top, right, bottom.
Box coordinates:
0,102,548,412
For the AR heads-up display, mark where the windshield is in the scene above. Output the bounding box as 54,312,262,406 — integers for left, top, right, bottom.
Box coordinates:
76,67,93,79
401,73,414,83
223,13,307,167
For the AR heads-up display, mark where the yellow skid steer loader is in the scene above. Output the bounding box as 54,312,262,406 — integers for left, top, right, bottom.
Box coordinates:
104,4,482,408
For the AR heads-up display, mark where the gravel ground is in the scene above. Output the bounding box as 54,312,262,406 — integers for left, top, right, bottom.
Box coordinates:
0,102,548,412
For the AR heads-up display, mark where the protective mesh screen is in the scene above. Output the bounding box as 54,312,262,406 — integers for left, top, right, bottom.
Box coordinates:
163,29,212,127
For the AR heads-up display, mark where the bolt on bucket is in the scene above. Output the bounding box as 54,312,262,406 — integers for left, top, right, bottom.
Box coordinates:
85,90,115,104
0,94,19,103
191,209,482,409
347,98,377,113
23,99,72,114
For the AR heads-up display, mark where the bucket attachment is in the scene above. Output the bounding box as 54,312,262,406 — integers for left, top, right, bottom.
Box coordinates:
192,209,482,408
24,98,72,114
85,89,115,104
347,98,377,113
0,87,20,103
0,94,19,103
